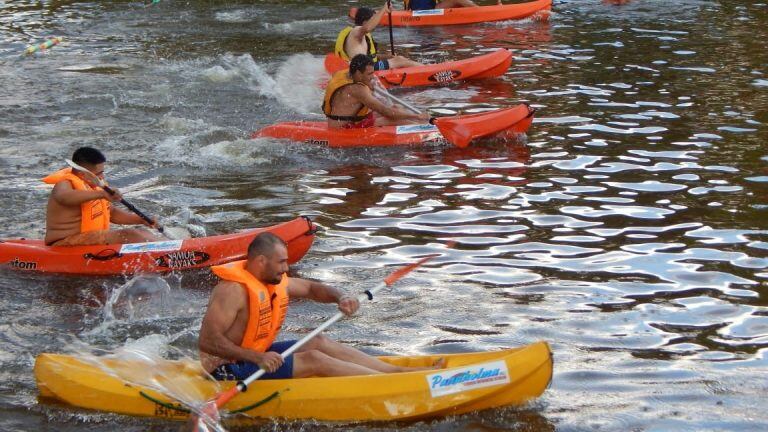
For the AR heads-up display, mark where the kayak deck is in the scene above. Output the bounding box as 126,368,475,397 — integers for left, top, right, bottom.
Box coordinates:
350,0,552,27
324,49,513,88
0,217,316,275
35,341,552,422
253,122,444,148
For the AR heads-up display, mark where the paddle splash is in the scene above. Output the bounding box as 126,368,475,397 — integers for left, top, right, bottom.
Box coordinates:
57,335,226,431
102,275,173,322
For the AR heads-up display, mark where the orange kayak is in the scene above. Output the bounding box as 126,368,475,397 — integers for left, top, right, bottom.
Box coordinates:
0,217,316,275
324,49,512,88
252,104,534,148
349,0,551,27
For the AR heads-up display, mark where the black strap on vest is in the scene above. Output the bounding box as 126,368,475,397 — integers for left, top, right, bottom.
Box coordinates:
325,113,369,122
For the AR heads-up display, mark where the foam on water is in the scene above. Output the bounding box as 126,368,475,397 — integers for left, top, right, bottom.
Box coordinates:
201,53,325,115
214,9,257,23
262,18,340,34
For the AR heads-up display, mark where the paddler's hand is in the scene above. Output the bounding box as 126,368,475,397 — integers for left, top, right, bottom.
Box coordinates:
253,351,283,373
100,187,122,202
382,2,391,13
338,294,360,316
416,112,430,122
142,216,158,228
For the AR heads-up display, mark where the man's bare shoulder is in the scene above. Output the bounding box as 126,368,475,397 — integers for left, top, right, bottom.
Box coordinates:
49,181,76,205
346,82,372,98
349,25,367,40
51,180,73,194
211,280,247,303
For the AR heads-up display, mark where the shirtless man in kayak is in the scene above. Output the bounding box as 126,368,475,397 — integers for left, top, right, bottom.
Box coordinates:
404,0,478,11
337,4,421,70
324,54,429,129
44,147,161,246
199,232,444,380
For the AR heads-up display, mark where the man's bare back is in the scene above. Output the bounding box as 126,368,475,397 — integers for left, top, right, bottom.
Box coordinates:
45,181,94,244
199,280,251,372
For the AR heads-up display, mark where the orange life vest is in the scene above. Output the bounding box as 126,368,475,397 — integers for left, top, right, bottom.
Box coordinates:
211,260,290,353
42,168,111,233
322,70,371,122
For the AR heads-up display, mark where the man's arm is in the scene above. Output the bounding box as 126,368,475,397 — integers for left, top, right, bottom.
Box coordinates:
110,207,151,226
288,278,360,316
350,85,429,122
51,181,113,207
356,3,389,35
199,281,283,372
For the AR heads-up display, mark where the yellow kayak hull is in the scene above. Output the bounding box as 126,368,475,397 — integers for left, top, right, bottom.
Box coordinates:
35,341,552,422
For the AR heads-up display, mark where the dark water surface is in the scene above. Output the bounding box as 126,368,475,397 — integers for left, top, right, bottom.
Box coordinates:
1,0,767,430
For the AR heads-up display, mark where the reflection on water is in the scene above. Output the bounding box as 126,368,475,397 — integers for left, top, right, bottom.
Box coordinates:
1,0,767,431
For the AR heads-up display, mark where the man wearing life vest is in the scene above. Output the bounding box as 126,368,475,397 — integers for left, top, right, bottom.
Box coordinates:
336,4,420,71
324,54,429,129
43,147,161,246
403,0,478,11
199,233,444,380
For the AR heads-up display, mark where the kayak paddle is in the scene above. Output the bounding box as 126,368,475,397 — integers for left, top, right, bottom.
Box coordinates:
324,53,348,74
64,159,187,240
387,0,395,56
189,242,453,431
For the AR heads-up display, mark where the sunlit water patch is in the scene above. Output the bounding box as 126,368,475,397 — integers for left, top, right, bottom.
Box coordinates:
1,0,767,431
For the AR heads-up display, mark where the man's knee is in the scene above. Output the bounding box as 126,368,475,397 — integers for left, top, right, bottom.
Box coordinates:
111,228,158,243
300,334,330,351
298,349,329,375
313,334,333,349
391,56,419,68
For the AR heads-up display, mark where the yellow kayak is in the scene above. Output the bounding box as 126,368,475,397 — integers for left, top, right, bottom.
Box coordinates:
35,341,552,422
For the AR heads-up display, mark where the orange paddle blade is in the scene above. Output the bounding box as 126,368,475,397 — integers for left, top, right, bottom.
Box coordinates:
324,53,348,75
432,104,535,148
187,400,221,432
383,241,455,286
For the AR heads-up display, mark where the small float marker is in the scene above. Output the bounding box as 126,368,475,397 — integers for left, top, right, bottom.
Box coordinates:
25,37,62,55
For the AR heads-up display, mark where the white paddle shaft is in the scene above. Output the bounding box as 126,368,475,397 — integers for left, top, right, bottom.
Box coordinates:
240,281,389,388
374,88,422,115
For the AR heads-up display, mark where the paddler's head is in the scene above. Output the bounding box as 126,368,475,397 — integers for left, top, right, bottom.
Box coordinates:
246,232,289,285
354,7,375,26
349,54,375,88
71,146,107,184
